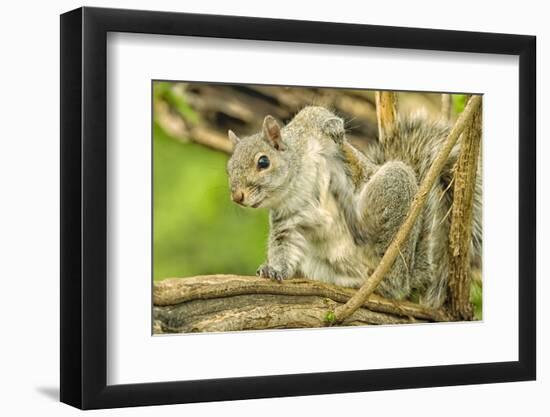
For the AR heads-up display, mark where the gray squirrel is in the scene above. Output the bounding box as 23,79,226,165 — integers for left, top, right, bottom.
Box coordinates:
226,106,482,307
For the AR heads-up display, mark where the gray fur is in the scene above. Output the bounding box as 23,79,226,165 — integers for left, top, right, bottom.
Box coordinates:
227,106,482,308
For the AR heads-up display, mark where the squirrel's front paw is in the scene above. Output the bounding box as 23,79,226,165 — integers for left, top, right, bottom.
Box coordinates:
322,117,345,144
256,264,286,282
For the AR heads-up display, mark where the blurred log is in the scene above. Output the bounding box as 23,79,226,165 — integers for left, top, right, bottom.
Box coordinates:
156,83,385,146
153,275,451,333
153,97,234,154
155,82,451,155
190,126,234,154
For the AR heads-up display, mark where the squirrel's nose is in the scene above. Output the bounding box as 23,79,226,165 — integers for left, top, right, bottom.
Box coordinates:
231,189,245,204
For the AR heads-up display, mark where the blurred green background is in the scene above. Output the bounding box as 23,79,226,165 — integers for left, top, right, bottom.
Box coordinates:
153,123,268,279
152,81,481,319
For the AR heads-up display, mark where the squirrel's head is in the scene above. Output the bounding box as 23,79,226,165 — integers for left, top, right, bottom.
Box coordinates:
226,115,293,209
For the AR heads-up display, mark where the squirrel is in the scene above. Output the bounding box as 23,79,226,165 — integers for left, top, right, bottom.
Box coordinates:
226,106,482,308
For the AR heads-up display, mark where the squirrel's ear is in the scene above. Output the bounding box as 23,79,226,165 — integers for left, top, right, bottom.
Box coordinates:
262,115,285,151
322,117,345,144
228,130,241,147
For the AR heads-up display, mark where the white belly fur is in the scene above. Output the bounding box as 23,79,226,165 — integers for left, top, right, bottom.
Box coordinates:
296,172,377,288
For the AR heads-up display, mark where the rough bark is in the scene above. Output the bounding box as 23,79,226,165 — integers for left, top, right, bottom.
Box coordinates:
153,275,451,333
448,99,482,320
334,95,483,323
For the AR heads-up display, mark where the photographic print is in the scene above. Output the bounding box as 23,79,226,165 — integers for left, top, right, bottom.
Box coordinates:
152,82,483,334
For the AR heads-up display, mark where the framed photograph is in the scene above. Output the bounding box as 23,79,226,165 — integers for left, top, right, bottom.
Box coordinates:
60,6,536,409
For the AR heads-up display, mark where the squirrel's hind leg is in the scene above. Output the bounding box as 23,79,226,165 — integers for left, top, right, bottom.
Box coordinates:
357,161,421,300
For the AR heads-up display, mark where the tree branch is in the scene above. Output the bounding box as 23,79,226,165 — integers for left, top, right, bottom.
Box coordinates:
448,98,482,320
333,95,483,323
441,93,452,121
375,91,398,144
153,275,451,333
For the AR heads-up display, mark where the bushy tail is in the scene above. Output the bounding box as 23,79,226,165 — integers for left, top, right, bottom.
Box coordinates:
384,114,482,307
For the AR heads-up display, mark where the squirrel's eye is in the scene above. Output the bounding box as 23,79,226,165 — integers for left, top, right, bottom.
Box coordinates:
257,155,270,170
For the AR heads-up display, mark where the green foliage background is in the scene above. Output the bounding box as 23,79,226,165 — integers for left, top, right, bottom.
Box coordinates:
153,123,269,281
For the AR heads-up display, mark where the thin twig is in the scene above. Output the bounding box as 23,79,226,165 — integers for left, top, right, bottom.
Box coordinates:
375,91,398,145
441,93,452,121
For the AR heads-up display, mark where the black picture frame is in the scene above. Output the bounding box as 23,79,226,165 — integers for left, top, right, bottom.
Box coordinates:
60,6,536,410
